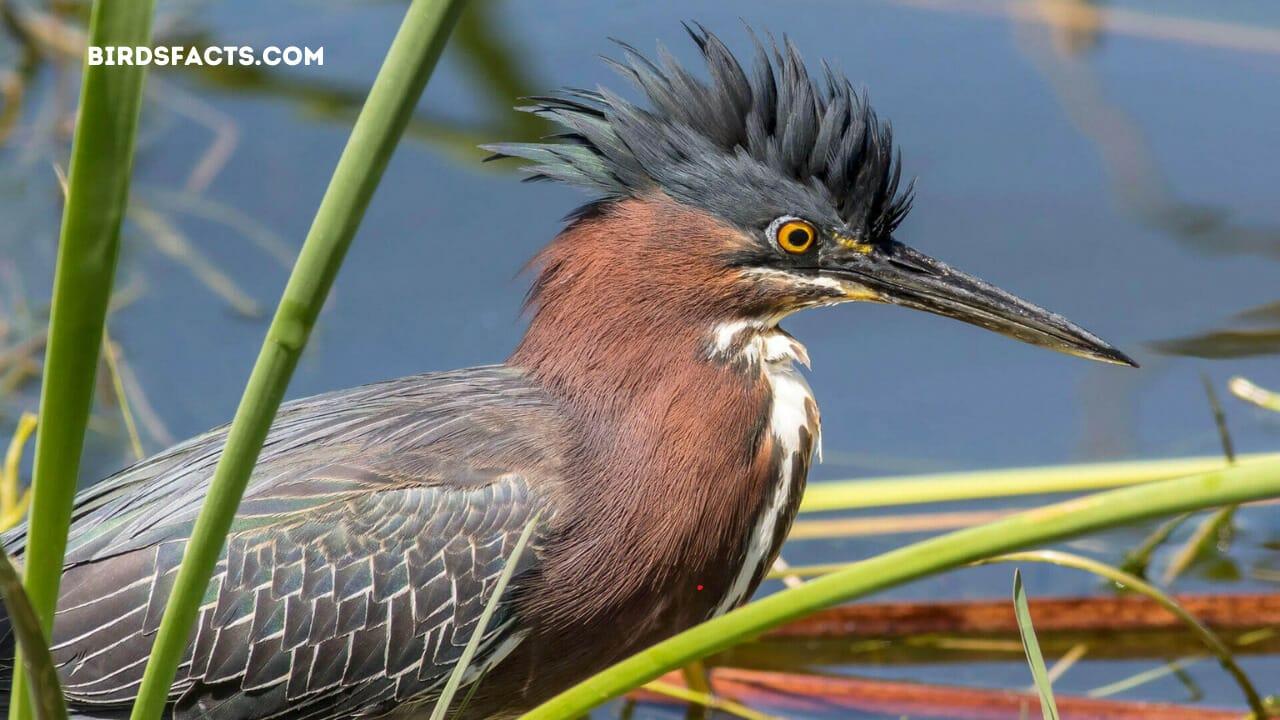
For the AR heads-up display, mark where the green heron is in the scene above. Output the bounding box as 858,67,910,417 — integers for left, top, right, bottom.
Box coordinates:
1,26,1133,720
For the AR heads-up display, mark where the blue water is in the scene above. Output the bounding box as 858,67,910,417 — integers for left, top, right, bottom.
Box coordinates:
1,0,1278,716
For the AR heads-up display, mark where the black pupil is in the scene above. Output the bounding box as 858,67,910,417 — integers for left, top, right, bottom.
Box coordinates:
787,227,810,247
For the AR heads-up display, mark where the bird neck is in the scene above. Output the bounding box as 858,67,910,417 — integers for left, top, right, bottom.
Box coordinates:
509,195,744,413
507,197,815,636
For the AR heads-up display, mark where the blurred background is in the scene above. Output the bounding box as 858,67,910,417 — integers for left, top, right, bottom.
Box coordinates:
1,0,1278,716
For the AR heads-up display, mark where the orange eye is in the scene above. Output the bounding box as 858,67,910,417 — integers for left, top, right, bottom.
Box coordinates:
776,219,816,254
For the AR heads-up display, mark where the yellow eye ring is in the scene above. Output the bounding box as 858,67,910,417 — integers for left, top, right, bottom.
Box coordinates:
776,219,816,254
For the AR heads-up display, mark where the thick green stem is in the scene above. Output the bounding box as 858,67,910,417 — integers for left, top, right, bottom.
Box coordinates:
126,2,466,719
524,459,1280,719
9,3,155,720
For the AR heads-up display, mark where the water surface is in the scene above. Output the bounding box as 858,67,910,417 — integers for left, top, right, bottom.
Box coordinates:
1,1,1277,716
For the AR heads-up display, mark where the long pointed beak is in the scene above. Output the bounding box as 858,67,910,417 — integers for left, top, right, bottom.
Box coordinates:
819,240,1137,367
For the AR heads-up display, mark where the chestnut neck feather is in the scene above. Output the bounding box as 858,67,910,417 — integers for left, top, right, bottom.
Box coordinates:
507,195,781,641
511,196,741,408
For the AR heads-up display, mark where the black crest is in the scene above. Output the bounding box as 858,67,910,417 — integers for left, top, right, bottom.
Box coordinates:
485,25,914,240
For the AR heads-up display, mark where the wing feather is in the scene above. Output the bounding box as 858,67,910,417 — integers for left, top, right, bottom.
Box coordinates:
1,366,564,720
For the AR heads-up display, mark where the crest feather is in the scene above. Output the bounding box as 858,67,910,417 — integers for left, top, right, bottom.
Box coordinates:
484,24,914,239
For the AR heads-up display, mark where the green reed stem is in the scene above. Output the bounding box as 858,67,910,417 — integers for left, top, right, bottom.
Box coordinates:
525,458,1280,719
8,3,155,720
799,452,1280,512
126,2,466,719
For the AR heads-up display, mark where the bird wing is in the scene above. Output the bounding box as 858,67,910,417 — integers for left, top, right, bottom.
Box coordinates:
4,366,564,720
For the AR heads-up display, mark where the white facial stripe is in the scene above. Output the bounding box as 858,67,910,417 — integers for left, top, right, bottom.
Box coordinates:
741,267,851,295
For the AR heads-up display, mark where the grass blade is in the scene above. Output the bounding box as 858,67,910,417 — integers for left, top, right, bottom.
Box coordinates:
0,547,66,720
1162,376,1239,585
641,680,782,720
430,513,539,720
980,550,1267,718
1012,569,1059,720
1,413,37,532
1230,376,1280,412
125,2,467,719
8,2,156,719
1161,506,1235,585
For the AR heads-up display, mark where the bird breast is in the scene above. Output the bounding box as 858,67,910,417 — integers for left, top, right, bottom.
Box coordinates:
711,328,819,616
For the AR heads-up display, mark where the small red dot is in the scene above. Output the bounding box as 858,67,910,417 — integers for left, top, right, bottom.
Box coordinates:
696,584,703,591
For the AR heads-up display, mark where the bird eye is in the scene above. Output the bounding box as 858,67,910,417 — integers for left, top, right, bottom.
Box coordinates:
774,219,816,254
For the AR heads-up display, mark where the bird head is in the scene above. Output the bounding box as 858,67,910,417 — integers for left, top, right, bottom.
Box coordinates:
489,26,1134,368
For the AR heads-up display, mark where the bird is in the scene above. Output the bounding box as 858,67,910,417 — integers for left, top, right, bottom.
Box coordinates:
1,25,1134,720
